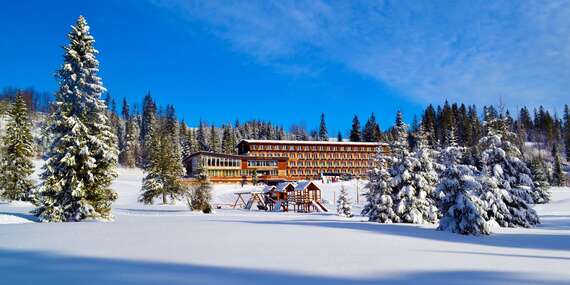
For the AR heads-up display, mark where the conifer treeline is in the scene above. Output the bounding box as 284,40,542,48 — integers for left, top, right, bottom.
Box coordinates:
408,102,570,167
105,95,570,169
106,92,289,167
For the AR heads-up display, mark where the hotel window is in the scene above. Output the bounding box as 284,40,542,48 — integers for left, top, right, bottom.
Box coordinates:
289,145,294,150
298,162,304,166
291,170,296,175
298,153,304,159
291,161,296,166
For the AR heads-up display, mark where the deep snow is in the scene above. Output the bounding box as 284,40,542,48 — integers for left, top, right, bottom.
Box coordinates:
0,164,569,284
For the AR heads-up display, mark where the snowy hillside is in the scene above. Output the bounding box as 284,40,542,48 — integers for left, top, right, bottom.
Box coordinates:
0,164,569,284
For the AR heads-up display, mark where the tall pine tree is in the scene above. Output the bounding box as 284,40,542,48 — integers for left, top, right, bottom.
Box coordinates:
34,16,118,222
139,110,186,204
349,115,361,142
319,113,328,141
0,92,35,201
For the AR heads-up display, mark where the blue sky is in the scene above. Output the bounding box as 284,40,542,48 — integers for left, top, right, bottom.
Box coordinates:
1,1,569,134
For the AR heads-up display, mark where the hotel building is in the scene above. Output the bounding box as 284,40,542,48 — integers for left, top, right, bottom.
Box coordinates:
183,139,389,183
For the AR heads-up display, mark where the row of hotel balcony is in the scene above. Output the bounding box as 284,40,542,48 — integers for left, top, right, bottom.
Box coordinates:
288,168,367,176
247,152,375,160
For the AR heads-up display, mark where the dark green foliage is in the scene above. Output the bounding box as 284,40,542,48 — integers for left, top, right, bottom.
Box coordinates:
139,110,186,205
350,115,361,142
0,92,35,201
318,113,328,141
363,113,382,142
189,169,212,213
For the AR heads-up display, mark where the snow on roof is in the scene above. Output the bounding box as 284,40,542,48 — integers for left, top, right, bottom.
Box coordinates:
275,182,294,192
238,139,387,146
293,181,319,191
262,185,276,193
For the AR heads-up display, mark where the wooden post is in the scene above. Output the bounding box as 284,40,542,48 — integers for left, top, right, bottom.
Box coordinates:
356,178,359,204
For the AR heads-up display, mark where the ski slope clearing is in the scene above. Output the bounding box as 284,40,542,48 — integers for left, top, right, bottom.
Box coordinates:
0,166,569,284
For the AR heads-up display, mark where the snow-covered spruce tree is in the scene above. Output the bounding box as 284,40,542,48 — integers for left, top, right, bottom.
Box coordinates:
436,143,491,235
197,120,209,151
139,111,186,204
209,125,220,153
529,158,550,203
187,129,199,154
33,16,118,222
221,124,236,154
0,92,35,201
390,112,438,224
479,116,539,204
478,116,539,227
336,185,353,217
189,167,213,213
414,122,442,203
362,149,397,222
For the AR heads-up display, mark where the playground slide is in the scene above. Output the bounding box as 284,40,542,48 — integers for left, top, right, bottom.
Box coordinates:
311,200,329,212
273,201,282,212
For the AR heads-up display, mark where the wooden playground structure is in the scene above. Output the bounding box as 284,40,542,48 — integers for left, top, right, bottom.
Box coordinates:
233,181,328,213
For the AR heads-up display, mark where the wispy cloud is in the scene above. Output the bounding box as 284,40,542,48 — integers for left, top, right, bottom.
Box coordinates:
150,0,570,109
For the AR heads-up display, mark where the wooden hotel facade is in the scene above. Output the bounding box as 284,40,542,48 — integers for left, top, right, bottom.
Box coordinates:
183,139,389,183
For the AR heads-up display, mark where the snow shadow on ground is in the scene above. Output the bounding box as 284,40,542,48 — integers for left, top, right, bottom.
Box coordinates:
115,208,190,214
423,250,570,261
538,215,570,231
0,211,38,223
0,248,565,285
220,219,570,252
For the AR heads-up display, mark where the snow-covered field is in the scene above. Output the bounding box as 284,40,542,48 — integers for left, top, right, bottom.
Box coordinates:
1,165,570,284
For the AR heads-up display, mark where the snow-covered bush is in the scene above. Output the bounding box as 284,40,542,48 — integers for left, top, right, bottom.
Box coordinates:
336,185,353,218
189,172,213,213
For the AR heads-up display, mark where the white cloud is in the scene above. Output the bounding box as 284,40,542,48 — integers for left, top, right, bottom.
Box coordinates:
150,0,570,109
